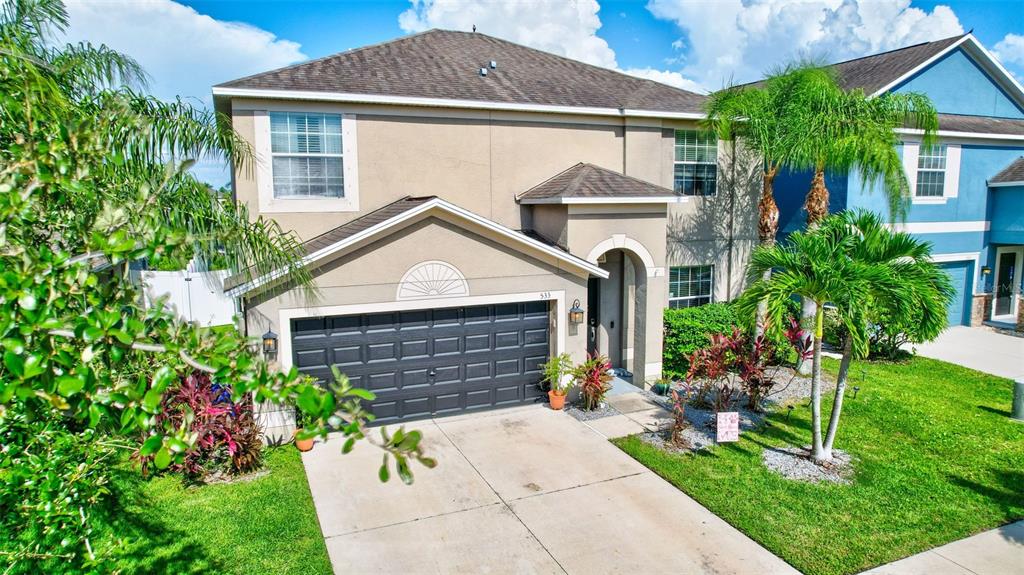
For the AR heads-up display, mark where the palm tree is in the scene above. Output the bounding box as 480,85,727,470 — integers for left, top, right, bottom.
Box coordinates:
736,210,952,462
789,67,939,227
704,63,837,333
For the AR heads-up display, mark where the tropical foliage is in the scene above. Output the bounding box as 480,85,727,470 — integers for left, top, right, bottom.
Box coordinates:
0,1,430,570
539,352,574,395
574,353,612,410
736,210,952,461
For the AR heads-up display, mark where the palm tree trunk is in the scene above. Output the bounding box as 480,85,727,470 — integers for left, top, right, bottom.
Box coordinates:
799,167,830,374
756,167,780,338
822,335,853,459
810,303,825,462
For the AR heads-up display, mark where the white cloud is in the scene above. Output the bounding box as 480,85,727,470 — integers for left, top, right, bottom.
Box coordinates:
399,0,619,69
994,33,1024,67
623,68,706,93
647,0,965,90
61,0,307,185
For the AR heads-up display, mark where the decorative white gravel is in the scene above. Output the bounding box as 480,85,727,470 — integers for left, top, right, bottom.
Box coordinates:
761,446,854,484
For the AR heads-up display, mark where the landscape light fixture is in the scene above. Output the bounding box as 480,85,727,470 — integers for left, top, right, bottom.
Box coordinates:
569,299,585,324
981,265,992,275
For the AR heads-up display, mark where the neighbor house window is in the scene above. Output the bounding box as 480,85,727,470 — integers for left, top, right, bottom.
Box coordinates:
915,144,946,198
270,112,344,198
673,130,717,196
668,265,713,308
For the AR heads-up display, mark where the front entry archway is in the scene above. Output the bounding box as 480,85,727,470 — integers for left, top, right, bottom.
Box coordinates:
587,247,650,385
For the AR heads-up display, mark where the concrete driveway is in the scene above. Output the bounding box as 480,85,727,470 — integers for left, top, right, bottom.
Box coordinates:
302,405,799,575
914,326,1024,380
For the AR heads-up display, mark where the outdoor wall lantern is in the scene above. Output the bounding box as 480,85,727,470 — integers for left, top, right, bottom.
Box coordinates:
981,265,992,276
569,299,585,324
262,329,278,359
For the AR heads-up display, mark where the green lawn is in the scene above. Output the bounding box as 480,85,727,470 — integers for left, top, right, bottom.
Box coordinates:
614,357,1024,575
108,447,332,574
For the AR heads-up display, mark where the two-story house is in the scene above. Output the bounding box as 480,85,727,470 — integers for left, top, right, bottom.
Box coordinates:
213,30,759,435
773,33,1024,330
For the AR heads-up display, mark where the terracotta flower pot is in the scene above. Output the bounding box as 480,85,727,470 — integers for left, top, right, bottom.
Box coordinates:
548,390,567,410
294,429,315,452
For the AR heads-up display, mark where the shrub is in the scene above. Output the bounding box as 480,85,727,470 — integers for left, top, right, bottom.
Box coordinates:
821,305,848,347
139,372,264,481
574,353,612,410
663,303,739,379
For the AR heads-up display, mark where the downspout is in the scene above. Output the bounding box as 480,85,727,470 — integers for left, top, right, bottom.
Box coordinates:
726,139,737,299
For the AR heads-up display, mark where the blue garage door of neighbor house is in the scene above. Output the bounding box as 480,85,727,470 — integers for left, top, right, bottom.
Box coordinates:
939,261,972,326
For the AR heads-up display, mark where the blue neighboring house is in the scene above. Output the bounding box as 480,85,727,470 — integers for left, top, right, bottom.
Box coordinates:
774,33,1024,329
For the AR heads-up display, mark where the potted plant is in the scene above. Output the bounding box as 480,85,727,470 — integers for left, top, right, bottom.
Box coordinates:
651,378,671,396
294,408,315,452
540,353,574,410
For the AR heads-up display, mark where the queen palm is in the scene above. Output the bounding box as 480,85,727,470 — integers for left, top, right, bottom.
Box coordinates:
736,210,952,462
704,64,838,334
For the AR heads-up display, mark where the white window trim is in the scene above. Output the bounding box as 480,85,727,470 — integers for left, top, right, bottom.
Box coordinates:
667,264,714,308
902,141,961,205
252,109,359,213
673,130,718,197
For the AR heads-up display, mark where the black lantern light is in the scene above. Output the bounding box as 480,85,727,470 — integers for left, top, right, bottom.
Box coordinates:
568,299,585,324
262,329,278,359
981,265,992,276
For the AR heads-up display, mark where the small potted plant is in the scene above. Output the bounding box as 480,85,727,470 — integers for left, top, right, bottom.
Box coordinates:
540,353,574,410
651,378,671,396
294,408,315,452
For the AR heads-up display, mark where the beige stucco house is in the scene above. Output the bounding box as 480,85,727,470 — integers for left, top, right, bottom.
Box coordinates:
213,30,759,436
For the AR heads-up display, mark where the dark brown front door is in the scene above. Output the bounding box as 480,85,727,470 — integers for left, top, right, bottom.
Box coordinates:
290,301,550,424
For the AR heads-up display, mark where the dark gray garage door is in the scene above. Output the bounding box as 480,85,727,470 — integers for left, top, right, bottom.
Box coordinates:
291,301,550,424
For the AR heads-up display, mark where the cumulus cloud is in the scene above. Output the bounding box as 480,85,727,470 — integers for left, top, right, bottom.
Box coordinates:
61,0,308,185
622,67,706,93
993,33,1024,67
399,0,618,69
647,0,965,91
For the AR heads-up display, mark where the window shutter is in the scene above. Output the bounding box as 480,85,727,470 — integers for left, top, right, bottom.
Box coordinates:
944,144,961,198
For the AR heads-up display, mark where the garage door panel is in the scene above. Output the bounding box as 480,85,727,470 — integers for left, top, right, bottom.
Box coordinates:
292,301,550,423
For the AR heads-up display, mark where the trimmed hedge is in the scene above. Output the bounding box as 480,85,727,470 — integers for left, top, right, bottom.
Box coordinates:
662,303,739,379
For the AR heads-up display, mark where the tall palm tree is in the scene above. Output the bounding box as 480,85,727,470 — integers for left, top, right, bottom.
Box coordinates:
736,210,951,462
704,63,837,334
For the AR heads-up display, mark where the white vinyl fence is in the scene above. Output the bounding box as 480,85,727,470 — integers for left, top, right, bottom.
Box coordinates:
138,269,236,327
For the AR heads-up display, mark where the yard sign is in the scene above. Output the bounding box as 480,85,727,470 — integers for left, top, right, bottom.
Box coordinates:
716,412,740,443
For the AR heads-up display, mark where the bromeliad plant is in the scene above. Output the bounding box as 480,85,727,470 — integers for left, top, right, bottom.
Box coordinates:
685,324,811,413
574,352,613,411
137,371,263,481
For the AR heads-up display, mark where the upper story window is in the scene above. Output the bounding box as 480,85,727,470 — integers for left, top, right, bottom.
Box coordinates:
915,144,947,198
673,130,717,196
668,265,713,308
270,112,344,199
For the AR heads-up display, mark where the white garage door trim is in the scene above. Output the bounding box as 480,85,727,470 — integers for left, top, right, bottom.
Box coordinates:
277,290,566,371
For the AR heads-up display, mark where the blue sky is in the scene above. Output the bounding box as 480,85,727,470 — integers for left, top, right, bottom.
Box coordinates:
61,0,1024,185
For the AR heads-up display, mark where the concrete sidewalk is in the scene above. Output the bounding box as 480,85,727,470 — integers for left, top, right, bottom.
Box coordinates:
914,326,1024,380
861,520,1024,574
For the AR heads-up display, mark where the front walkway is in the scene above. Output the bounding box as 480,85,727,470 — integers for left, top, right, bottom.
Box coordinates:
914,326,1024,380
861,520,1024,574
301,405,798,574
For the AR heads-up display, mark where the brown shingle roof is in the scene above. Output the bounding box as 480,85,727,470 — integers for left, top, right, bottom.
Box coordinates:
217,29,705,114
517,163,679,202
937,113,1024,136
990,157,1024,185
223,196,434,291
830,34,965,93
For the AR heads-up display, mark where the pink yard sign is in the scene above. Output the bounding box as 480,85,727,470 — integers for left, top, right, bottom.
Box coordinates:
717,412,740,443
